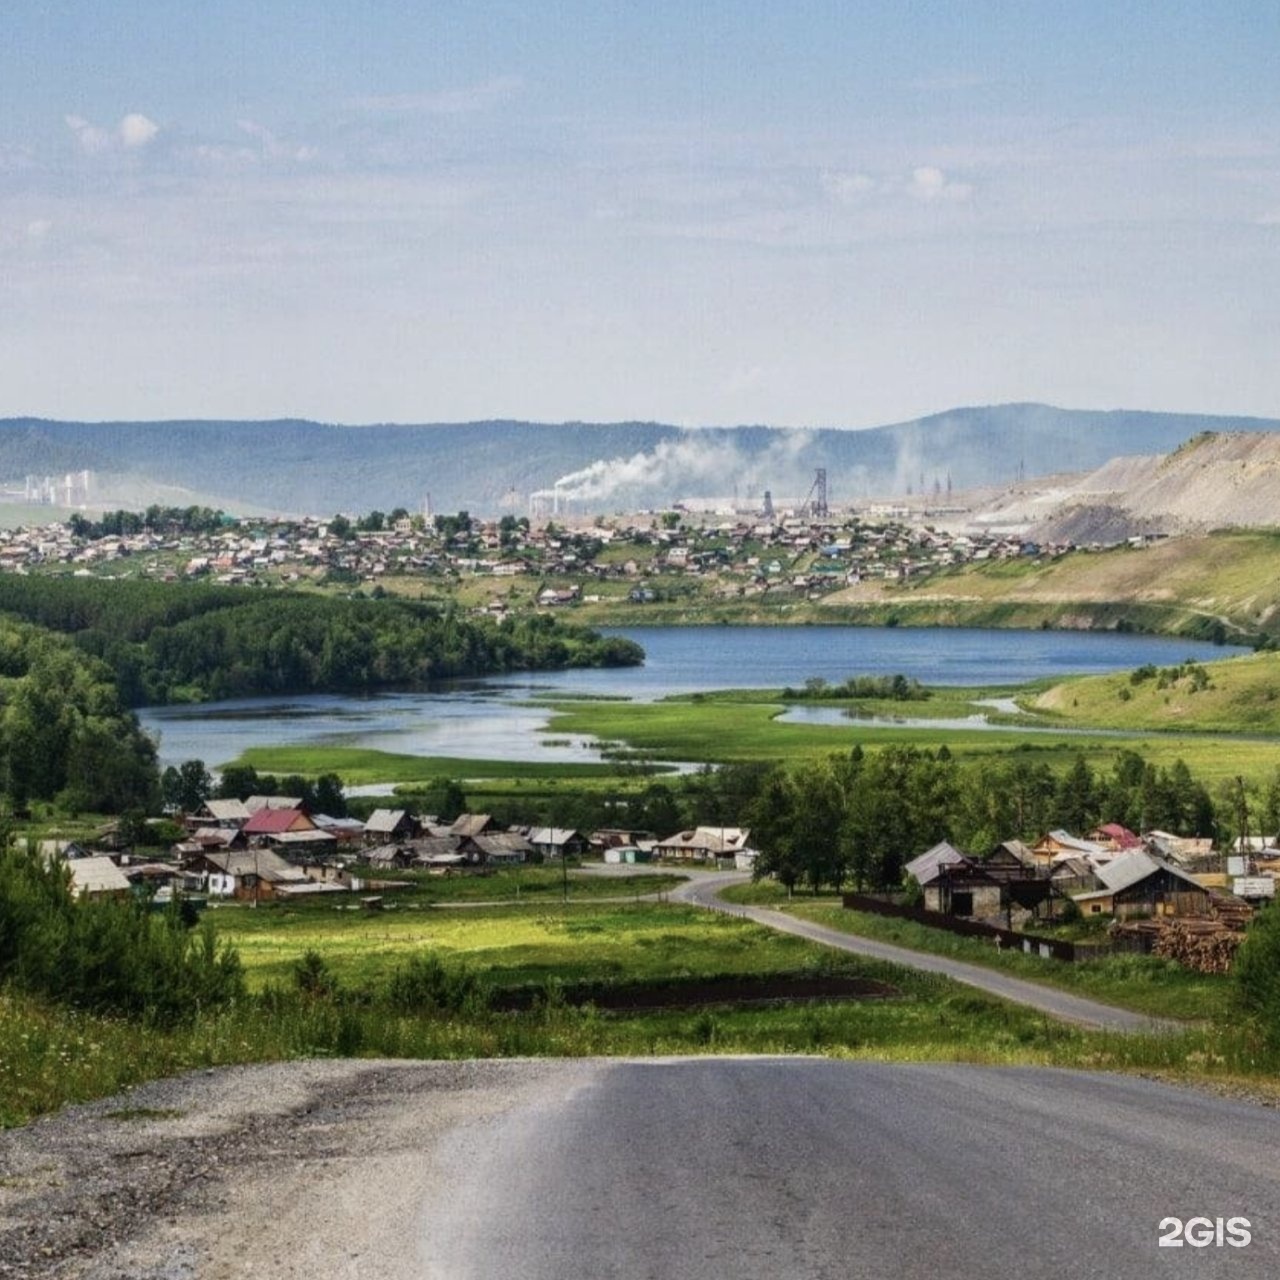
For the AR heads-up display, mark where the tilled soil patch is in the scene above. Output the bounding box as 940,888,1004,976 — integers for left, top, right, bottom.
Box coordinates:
491,972,900,1011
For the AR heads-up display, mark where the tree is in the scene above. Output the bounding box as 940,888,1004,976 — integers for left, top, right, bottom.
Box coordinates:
313,773,347,817
163,759,213,813
1054,754,1097,832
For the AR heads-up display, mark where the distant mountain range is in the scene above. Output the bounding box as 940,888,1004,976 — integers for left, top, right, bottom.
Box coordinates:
3,405,1279,517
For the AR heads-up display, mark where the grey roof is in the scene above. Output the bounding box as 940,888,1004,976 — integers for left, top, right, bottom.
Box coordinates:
527,827,585,848
196,848,301,881
411,836,468,861
67,857,131,896
905,841,969,886
201,798,251,822
473,832,533,859
1043,830,1107,856
450,813,496,837
989,839,1037,867
364,808,411,833
245,795,304,813
1096,850,1206,894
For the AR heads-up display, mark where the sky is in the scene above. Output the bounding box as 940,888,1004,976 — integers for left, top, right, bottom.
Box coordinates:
2,1,1279,427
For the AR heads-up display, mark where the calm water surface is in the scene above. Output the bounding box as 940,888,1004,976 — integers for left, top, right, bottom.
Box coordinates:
139,625,1246,771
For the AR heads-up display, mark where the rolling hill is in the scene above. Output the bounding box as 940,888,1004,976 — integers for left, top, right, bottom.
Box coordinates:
3,404,1279,517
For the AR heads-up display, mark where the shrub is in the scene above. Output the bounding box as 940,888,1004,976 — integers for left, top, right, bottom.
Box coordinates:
1235,903,1280,1047
293,949,340,1000
0,842,242,1023
385,954,485,1013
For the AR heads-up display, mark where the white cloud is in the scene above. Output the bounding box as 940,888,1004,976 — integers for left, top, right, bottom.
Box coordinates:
1257,211,1280,226
348,75,524,115
821,166,974,207
907,166,973,202
119,113,159,149
65,114,111,154
65,112,160,153
26,219,51,240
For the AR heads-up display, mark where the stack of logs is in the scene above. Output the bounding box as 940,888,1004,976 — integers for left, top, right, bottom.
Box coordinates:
1113,896,1254,975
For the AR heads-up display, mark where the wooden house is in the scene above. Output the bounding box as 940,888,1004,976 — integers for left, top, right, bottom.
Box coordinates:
450,813,500,839
67,856,132,899
182,848,310,901
363,808,418,844
189,798,251,830
242,808,316,842
1030,830,1108,866
526,827,590,860
653,826,751,863
1072,850,1212,920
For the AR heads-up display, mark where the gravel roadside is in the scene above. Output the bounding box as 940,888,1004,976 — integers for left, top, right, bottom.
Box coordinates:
0,1057,583,1279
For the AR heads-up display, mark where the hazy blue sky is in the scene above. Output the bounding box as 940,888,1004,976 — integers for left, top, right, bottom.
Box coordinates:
3,2,1278,426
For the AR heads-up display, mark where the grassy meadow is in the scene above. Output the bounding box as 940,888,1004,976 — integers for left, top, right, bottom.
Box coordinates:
8,895,1277,1130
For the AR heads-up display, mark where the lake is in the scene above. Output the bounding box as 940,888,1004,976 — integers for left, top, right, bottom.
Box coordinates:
138,625,1247,772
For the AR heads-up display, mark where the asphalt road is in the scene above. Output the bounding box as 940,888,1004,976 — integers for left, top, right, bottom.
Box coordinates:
419,1058,1279,1280
673,872,1171,1033
8,1058,1277,1279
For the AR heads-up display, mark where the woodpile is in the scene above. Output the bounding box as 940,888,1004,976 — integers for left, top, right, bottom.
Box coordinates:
1209,895,1254,931
1113,898,1253,974
1150,919,1243,974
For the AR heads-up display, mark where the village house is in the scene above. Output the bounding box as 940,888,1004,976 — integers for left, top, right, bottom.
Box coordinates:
242,807,316,842
654,826,752,863
526,827,590,860
182,847,312,901
188,798,251,829
66,856,132,899
363,808,418,844
1071,850,1214,920
1030,830,1109,866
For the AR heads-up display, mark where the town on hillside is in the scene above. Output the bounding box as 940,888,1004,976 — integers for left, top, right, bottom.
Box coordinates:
0,503,1126,615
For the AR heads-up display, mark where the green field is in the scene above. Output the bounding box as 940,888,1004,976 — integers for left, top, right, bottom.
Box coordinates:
232,745,667,786
1032,650,1280,734
717,886,1230,1023
6,894,1278,1129
214,899,825,990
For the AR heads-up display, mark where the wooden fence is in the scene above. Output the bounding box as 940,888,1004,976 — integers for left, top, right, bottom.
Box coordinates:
841,892,1113,963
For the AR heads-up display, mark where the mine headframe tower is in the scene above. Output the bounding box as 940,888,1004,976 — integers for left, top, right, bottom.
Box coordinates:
803,467,829,518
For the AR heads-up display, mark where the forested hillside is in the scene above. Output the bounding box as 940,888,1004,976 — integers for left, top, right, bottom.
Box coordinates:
0,577,642,706
0,618,158,811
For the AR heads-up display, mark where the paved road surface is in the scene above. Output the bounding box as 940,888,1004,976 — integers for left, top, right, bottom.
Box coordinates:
419,1058,1279,1280
7,1058,1276,1278
673,871,1171,1033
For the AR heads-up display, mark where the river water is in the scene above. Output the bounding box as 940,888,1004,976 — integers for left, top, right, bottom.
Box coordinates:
138,625,1246,771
